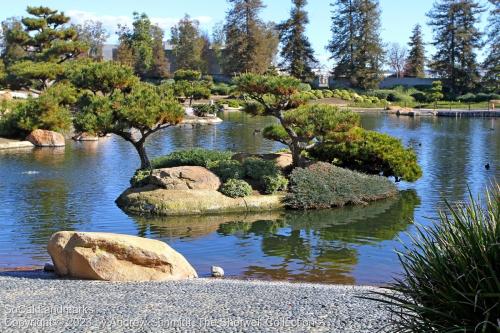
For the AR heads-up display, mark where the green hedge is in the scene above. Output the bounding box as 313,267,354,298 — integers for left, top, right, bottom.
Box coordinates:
208,160,245,181
286,162,397,209
151,148,233,169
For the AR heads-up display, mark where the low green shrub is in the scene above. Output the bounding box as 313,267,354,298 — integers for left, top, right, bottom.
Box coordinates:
411,91,427,103
263,174,289,194
152,148,233,169
225,99,241,108
220,179,253,198
243,157,280,180
130,169,151,188
285,162,397,209
211,83,231,95
298,83,312,91
375,185,500,332
193,104,219,117
208,160,245,181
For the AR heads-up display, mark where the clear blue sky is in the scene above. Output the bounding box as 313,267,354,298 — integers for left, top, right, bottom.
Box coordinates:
2,0,491,67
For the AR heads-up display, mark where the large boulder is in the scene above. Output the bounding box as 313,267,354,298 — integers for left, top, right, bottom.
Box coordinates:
149,166,221,190
47,231,197,281
27,129,65,147
116,186,284,216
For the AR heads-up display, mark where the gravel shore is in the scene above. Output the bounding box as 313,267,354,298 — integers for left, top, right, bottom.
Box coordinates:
0,271,393,332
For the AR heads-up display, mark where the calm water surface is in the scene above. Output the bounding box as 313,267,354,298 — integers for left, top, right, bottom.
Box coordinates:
0,112,498,284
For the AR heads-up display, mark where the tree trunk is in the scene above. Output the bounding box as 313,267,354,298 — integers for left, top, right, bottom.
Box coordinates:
134,142,151,170
290,141,305,169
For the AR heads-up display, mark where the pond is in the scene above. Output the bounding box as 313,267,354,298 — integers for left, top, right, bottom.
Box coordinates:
0,111,498,285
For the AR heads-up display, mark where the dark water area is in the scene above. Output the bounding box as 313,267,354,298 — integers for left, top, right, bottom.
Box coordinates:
0,111,498,284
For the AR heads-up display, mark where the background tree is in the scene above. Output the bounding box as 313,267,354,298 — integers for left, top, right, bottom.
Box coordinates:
277,0,318,81
223,0,279,74
0,17,26,66
427,0,484,95
149,25,170,79
116,12,156,79
404,24,426,78
4,6,87,90
73,20,110,61
169,15,205,72
327,0,384,89
71,62,184,169
482,0,499,92
387,43,407,78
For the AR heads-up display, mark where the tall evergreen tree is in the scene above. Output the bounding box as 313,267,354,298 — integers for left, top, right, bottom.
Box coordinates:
405,24,426,77
0,18,27,66
169,15,205,72
327,0,384,89
427,0,484,95
223,0,279,74
116,12,155,78
277,0,318,81
482,0,499,92
149,25,169,79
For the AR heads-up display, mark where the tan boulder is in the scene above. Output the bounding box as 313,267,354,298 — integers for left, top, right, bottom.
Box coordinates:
72,132,99,141
149,166,221,190
27,129,65,147
47,231,197,281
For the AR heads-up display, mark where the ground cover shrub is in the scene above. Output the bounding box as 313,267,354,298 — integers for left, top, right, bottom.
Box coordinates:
243,157,280,180
285,162,397,209
220,179,253,198
151,148,233,169
208,160,245,181
374,184,500,332
263,174,289,194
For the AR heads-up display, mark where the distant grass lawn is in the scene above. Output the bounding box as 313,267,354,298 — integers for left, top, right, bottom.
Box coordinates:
348,100,493,110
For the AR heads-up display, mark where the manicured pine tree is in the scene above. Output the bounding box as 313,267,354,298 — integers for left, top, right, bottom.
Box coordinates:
404,24,426,78
277,0,318,81
223,0,279,74
327,0,384,89
4,6,87,90
169,15,205,72
482,0,499,92
427,0,484,95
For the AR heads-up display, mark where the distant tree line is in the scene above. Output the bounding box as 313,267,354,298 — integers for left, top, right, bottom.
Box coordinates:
0,0,498,95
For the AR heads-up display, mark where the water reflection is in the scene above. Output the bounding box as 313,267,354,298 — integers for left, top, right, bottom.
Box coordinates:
128,191,418,284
